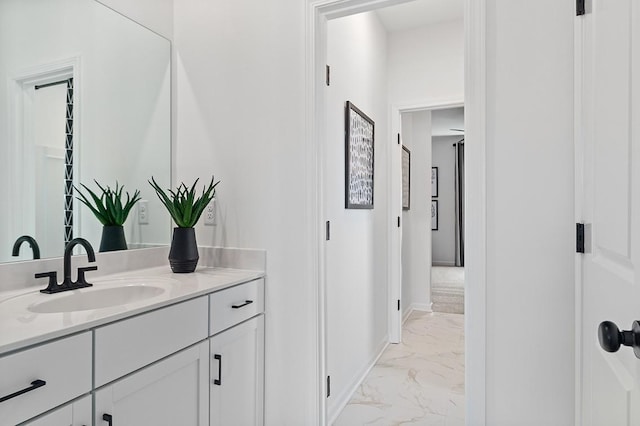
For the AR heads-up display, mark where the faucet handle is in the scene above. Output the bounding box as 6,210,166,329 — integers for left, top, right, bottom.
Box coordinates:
36,271,59,294
76,266,97,288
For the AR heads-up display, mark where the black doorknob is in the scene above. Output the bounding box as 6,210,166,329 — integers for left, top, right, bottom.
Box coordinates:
598,320,640,359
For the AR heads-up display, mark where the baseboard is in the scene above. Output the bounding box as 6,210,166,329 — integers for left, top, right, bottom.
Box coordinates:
327,336,389,424
402,307,413,324
402,302,433,325
433,261,456,267
411,302,433,313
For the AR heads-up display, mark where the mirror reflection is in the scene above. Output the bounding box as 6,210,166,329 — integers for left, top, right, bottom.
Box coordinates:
0,0,171,262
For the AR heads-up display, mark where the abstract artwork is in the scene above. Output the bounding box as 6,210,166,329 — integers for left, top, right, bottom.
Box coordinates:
431,200,439,231
431,167,439,198
402,145,410,210
345,101,375,209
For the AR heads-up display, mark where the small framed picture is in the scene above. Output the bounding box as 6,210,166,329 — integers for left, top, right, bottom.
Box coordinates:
345,101,375,209
431,200,439,231
431,167,439,198
401,145,410,210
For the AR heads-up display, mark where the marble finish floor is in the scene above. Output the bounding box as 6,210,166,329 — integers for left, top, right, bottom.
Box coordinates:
334,311,464,425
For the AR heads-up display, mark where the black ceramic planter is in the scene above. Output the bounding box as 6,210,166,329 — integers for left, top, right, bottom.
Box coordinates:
169,227,199,273
99,225,127,252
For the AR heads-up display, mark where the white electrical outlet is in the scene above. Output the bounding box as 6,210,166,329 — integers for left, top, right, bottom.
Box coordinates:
204,198,216,226
138,200,149,224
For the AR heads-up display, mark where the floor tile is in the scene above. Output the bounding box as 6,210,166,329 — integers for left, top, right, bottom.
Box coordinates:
334,312,465,425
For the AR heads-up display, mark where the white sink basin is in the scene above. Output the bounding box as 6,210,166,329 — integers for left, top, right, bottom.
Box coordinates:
26,278,176,314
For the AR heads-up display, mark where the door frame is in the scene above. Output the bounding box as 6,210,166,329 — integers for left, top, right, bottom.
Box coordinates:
8,57,82,250
305,0,487,423
391,98,463,341
573,10,584,425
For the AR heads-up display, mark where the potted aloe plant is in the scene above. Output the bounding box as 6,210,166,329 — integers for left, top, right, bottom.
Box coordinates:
149,176,219,273
75,181,141,252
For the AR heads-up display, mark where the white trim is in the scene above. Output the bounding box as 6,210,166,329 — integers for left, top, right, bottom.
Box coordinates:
402,303,434,324
327,336,389,424
307,1,486,423
8,57,82,248
433,260,457,267
305,2,325,424
464,0,487,423
573,9,585,426
411,302,433,312
402,307,413,324
390,98,463,346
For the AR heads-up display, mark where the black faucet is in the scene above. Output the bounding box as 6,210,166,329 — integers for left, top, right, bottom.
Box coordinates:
12,235,41,260
36,238,98,294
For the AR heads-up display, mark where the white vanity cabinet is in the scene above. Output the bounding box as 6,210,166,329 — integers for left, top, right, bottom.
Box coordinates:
0,272,265,426
23,395,91,426
209,279,265,426
0,332,91,426
94,341,209,426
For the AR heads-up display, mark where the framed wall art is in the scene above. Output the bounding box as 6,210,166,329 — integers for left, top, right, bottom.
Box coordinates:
431,199,439,231
431,167,439,198
401,145,410,210
345,101,375,209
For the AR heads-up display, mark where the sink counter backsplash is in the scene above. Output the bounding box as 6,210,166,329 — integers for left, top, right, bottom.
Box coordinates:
0,246,265,354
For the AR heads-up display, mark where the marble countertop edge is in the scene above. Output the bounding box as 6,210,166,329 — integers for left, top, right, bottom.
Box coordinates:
0,266,265,356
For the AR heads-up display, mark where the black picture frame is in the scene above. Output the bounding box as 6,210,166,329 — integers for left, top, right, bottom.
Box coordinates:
431,167,439,198
402,145,410,210
431,199,439,231
345,101,375,209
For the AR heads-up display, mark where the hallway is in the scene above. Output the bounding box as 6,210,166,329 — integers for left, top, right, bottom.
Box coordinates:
431,267,464,314
334,311,464,425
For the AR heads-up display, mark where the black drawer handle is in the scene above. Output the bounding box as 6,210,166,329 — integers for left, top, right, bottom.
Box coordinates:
0,379,46,403
214,354,222,385
231,300,253,309
103,413,113,425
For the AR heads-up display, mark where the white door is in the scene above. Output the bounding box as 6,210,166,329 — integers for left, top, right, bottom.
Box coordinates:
579,1,640,424
94,341,209,426
210,315,264,426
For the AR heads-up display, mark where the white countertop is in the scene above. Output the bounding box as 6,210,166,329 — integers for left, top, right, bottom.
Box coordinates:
0,266,264,355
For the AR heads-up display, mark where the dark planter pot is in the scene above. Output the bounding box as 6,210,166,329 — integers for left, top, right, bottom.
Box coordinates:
169,227,199,273
99,225,127,252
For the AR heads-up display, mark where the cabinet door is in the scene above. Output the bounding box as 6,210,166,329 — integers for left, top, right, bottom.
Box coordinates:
210,315,264,426
24,395,91,426
95,341,209,426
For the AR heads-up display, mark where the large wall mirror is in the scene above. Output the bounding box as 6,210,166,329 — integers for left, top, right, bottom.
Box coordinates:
0,0,171,263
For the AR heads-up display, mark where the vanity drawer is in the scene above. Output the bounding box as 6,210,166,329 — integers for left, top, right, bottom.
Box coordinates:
210,279,264,335
0,332,91,426
94,296,208,387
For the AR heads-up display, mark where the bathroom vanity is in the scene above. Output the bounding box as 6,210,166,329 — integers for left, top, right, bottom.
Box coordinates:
0,266,265,426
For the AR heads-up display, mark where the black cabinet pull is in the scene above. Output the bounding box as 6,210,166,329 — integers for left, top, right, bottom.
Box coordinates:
0,379,46,403
103,413,113,425
214,354,222,385
231,300,253,309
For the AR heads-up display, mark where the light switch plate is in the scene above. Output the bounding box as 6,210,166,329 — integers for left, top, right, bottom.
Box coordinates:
138,200,149,224
204,198,216,226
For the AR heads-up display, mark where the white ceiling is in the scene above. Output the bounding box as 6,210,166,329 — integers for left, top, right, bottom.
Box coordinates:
376,0,463,33
431,107,464,137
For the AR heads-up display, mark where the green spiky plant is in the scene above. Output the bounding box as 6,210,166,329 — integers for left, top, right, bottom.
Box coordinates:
149,176,219,228
75,181,141,226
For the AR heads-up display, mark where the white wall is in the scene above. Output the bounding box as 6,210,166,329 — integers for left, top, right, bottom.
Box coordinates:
325,12,389,421
401,110,432,316
388,19,464,106
97,0,173,40
478,0,575,423
172,0,316,423
431,135,460,265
